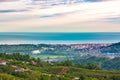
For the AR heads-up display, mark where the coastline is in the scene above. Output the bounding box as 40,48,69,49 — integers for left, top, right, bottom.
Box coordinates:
0,40,119,45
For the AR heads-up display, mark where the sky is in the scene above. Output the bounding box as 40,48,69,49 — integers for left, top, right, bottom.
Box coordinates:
0,0,120,32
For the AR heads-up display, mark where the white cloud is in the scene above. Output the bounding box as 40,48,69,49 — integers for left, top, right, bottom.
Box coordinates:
0,0,120,32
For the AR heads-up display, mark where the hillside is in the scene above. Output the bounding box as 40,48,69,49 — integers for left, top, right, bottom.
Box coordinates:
73,55,120,70
0,53,120,80
100,42,120,53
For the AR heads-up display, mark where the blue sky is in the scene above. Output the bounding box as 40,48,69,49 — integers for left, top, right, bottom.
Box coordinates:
0,0,120,32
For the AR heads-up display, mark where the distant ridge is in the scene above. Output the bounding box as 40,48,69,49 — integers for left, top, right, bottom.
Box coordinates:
101,42,120,53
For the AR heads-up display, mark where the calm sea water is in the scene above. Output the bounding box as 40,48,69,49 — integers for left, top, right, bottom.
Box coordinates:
0,32,120,44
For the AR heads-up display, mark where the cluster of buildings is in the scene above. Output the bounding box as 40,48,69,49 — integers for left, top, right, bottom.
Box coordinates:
70,44,109,49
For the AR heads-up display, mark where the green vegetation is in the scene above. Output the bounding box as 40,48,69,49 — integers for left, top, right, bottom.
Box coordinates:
0,43,120,70
101,42,120,53
73,55,120,70
0,53,120,80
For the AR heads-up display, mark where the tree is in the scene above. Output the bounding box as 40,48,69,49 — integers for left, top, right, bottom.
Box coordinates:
61,60,73,66
40,75,50,80
86,63,101,70
112,76,120,80
79,75,85,80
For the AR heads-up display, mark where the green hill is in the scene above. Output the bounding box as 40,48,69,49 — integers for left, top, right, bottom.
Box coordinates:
101,42,120,53
0,53,120,80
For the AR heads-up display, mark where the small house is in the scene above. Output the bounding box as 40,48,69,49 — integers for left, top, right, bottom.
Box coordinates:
0,60,7,66
32,61,37,65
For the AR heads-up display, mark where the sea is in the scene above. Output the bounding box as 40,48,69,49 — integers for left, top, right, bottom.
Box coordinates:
0,32,120,44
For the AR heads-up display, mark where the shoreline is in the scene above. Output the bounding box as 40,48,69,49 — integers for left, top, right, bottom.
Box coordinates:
0,40,116,45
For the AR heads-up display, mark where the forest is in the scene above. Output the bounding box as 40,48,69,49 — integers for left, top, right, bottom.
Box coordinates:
0,53,120,80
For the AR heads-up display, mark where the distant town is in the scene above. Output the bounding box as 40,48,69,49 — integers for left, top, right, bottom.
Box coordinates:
0,42,119,61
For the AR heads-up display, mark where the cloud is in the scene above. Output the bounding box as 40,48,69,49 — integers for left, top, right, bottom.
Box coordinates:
0,9,27,13
1,0,16,1
0,0,120,32
102,16,120,23
39,14,62,18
